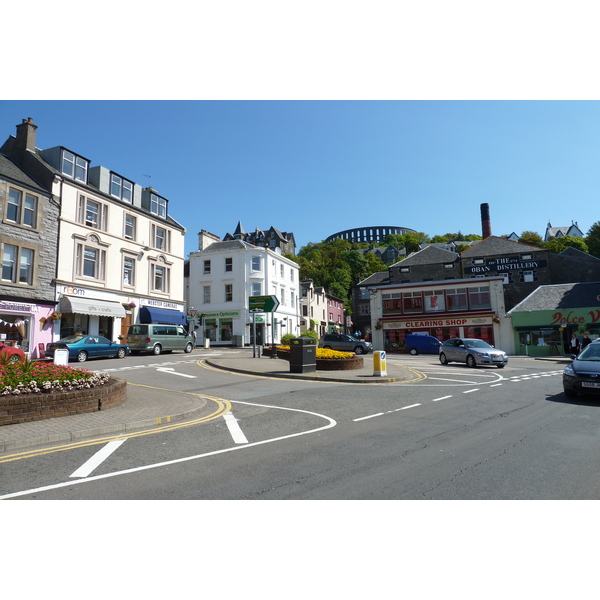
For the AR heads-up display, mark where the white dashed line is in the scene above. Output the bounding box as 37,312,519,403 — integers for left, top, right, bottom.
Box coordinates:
432,395,452,402
353,413,385,422
463,389,479,394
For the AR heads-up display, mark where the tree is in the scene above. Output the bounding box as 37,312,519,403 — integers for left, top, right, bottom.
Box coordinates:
518,231,545,247
545,235,589,254
586,221,600,259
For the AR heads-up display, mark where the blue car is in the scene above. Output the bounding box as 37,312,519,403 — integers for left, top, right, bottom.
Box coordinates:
46,335,130,363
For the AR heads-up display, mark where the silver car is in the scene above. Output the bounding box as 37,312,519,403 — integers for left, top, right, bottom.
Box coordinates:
318,333,373,354
439,338,508,368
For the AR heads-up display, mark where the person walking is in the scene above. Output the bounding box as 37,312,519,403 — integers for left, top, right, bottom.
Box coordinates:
581,332,592,350
570,333,581,355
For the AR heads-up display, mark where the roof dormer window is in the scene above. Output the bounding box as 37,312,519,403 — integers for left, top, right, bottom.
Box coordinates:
61,149,88,183
150,193,167,218
110,173,133,203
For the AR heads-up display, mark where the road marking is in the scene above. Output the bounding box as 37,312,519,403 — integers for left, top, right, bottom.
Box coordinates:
223,411,249,444
398,403,421,410
70,439,127,478
156,367,197,378
463,389,479,394
353,413,384,421
490,383,503,387
0,401,336,500
426,377,483,384
432,395,452,402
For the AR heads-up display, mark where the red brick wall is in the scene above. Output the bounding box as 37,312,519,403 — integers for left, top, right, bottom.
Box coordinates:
0,378,127,426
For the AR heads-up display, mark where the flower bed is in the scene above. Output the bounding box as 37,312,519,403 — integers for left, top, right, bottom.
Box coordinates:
0,359,125,426
262,346,364,370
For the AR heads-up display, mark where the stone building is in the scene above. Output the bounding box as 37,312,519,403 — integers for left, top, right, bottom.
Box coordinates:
0,149,59,358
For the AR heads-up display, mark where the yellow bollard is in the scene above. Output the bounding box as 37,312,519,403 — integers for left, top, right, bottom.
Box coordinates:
373,351,387,377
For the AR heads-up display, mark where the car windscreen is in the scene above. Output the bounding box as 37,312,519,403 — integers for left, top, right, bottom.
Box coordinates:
577,345,600,361
465,340,492,348
60,335,86,343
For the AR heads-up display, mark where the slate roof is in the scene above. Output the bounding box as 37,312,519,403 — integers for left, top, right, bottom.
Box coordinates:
0,153,49,194
508,281,600,313
461,236,544,258
200,240,252,252
559,246,600,261
357,271,391,286
390,245,459,267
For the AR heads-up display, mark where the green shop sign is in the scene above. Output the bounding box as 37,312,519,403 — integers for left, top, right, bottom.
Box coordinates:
202,310,241,319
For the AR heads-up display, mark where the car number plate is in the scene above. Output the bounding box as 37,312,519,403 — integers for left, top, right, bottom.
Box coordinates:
50,345,58,350
132,338,140,342
582,382,600,388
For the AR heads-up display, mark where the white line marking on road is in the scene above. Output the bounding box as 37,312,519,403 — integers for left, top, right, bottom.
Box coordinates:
490,384,503,387
426,377,483,384
463,389,479,394
432,395,452,402
155,367,197,378
353,413,384,422
398,403,421,410
0,402,337,500
69,439,127,478
223,411,249,444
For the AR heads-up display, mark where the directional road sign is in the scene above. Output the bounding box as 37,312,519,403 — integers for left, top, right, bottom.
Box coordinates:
248,295,280,312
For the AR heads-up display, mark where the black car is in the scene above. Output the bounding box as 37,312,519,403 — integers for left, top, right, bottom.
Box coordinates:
563,340,600,397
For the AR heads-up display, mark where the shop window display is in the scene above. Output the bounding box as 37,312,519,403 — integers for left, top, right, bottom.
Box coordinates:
0,314,29,351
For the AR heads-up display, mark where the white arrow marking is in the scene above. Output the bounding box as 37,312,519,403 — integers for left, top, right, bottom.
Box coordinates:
70,439,127,478
156,367,197,378
223,411,249,444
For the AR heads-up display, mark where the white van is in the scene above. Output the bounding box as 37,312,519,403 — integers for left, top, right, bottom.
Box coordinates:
126,324,194,355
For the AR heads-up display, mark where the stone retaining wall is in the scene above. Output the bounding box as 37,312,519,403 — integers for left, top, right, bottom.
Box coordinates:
0,377,127,426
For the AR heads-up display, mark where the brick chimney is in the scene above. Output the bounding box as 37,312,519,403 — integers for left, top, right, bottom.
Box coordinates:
15,117,38,155
481,203,492,239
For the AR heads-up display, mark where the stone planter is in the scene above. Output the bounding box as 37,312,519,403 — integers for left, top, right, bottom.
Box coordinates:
0,377,127,426
316,356,363,370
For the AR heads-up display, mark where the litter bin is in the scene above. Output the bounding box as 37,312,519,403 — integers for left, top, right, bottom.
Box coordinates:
289,336,317,373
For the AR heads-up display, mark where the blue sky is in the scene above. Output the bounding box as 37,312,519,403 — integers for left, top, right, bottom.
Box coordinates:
1,100,598,258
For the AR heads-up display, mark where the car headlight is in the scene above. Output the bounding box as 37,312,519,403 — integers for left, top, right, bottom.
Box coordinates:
475,352,490,358
563,365,575,376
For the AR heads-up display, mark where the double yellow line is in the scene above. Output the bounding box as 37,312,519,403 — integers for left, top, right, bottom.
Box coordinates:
0,387,231,464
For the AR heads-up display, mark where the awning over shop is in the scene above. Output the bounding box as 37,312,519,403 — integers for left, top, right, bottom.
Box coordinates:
139,306,187,326
59,296,126,318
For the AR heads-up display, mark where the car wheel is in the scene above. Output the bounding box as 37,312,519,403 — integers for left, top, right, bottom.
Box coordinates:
76,350,87,362
466,355,476,368
564,387,577,398
409,348,418,355
153,344,162,355
8,354,21,364
354,346,365,355
439,353,448,365
116,348,126,359
497,364,505,369
184,342,193,353
323,345,332,350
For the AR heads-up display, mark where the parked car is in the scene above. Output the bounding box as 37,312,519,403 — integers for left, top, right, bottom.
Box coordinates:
126,323,194,355
45,335,130,363
318,333,373,354
404,334,441,355
439,338,508,368
563,340,600,397
0,342,26,364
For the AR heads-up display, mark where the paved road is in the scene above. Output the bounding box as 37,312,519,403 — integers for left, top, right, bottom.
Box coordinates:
4,351,597,500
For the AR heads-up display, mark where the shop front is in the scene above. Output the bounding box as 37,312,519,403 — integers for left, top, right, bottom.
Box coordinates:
201,310,241,345
508,282,600,356
57,286,126,340
382,314,497,352
0,299,55,359
511,308,600,356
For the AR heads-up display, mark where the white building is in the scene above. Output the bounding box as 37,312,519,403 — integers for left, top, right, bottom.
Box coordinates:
187,233,300,346
2,118,187,341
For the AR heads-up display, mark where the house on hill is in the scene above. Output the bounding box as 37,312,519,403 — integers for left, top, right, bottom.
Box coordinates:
544,221,584,241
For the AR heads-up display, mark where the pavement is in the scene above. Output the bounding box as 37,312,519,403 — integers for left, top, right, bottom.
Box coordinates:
0,348,569,455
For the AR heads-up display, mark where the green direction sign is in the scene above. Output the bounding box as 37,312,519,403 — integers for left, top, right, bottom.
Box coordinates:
249,295,280,312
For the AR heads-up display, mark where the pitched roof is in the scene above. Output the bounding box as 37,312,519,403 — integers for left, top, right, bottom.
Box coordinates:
357,271,391,286
461,236,544,258
508,281,600,313
391,245,458,267
0,153,49,193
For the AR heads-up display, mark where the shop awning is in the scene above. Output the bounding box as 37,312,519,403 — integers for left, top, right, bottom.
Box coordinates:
60,296,126,318
139,306,187,325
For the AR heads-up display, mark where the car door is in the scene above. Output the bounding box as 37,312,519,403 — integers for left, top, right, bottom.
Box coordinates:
95,336,113,358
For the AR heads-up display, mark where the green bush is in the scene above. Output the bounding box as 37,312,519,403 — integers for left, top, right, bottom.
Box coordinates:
299,329,319,340
280,333,296,346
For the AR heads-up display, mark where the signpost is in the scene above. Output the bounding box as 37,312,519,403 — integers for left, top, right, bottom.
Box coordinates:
249,296,280,358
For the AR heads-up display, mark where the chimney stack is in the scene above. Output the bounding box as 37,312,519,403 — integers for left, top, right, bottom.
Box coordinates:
15,117,38,155
481,203,492,239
